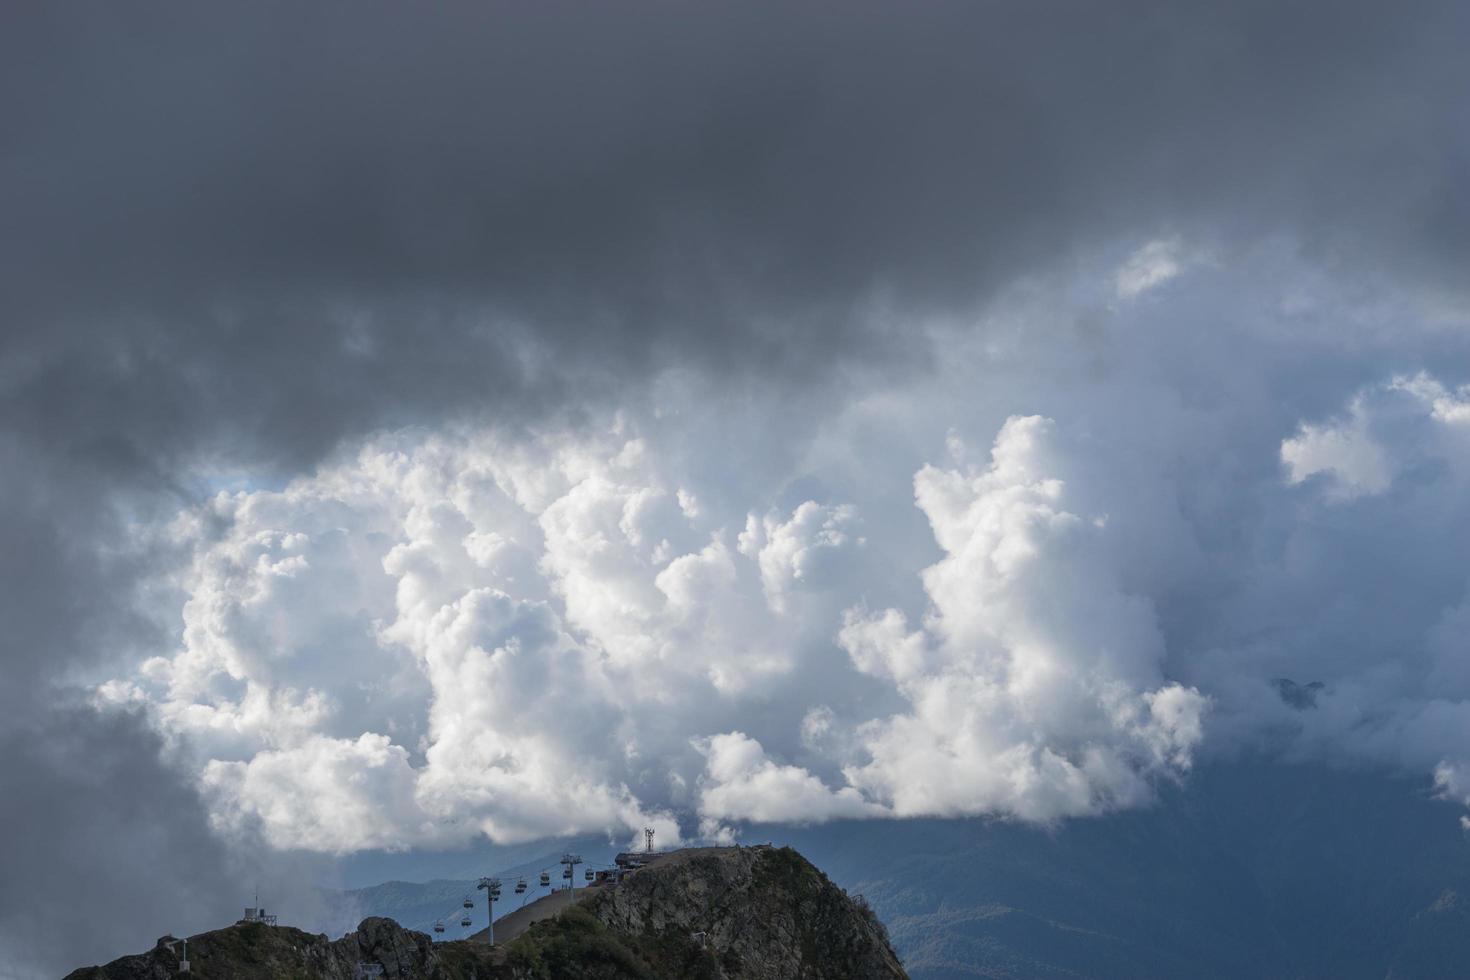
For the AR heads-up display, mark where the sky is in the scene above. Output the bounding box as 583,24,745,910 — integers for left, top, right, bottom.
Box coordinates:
4,1,1470,976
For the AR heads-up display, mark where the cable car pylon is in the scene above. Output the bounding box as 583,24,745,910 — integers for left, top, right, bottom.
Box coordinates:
560,853,583,906
476,876,502,944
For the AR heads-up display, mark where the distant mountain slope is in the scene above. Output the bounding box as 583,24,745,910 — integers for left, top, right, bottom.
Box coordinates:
66,846,907,980
333,878,484,936
324,841,617,938
762,761,1470,979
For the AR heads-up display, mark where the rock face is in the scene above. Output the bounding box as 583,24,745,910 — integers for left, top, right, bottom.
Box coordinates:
64,846,907,980
62,917,488,980
576,846,907,979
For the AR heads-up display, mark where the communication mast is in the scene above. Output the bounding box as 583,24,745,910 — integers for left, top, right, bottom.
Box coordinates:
241,890,277,927
165,938,190,974
644,827,655,853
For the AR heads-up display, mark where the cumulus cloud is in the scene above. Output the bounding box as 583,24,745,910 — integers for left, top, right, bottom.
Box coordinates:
837,417,1206,821
738,502,862,613
104,408,1213,848
1282,412,1393,498
695,732,883,824
203,734,429,853
111,427,855,850
1278,373,1470,499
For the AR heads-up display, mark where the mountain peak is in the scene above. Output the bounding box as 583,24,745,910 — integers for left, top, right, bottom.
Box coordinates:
64,845,907,980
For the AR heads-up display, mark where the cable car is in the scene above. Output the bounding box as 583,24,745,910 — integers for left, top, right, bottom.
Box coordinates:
515,878,527,894
562,867,572,879
539,871,550,886
463,899,473,909
433,920,445,934
584,869,594,881
460,915,472,928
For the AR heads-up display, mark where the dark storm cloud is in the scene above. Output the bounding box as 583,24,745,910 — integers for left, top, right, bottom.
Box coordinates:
0,433,246,977
3,0,1468,465
2,2,1468,974
0,431,337,977
0,704,339,979
0,708,239,978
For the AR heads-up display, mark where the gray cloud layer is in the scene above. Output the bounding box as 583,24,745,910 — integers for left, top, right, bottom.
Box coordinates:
3,2,1469,975
6,1,1468,462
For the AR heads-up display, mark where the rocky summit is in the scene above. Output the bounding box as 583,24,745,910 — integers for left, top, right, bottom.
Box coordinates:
64,845,908,980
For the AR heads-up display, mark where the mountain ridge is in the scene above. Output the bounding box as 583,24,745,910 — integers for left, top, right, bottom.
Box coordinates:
63,845,908,980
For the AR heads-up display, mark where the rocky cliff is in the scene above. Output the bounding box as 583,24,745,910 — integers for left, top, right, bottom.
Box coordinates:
515,845,907,979
61,916,491,980
64,845,907,980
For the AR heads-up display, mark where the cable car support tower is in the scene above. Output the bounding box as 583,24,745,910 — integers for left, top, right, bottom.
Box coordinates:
560,853,583,906
476,876,502,944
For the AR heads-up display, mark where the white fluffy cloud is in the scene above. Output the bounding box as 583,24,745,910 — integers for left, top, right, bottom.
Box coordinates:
696,732,883,824
113,415,1208,847
1279,373,1470,499
102,247,1470,851
202,733,430,853
110,425,878,850
738,502,862,613
837,416,1206,821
